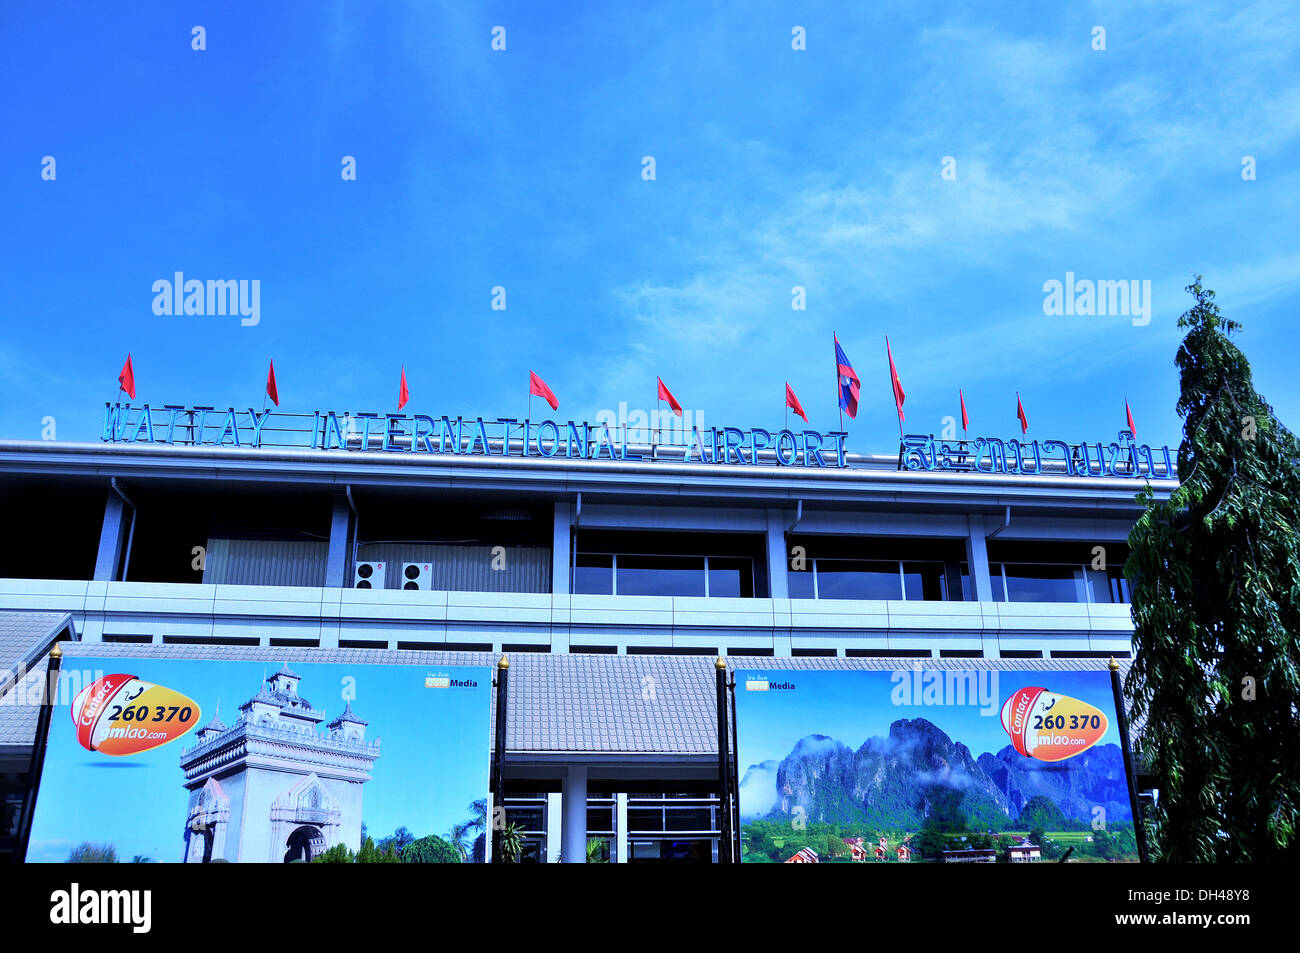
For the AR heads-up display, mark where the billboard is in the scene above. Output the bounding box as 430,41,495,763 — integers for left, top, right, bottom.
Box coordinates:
735,667,1139,863
26,657,491,863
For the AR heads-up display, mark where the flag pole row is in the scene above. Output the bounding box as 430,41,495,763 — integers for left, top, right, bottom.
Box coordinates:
114,335,1139,442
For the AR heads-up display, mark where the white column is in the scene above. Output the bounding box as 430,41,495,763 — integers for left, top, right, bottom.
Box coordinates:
965,515,994,601
616,791,629,863
545,792,563,863
561,765,588,864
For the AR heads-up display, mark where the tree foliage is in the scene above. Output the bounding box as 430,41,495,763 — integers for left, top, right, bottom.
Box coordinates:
67,842,117,863
401,834,461,863
1126,277,1300,862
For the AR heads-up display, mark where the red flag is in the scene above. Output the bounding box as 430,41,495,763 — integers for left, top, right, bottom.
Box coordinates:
960,389,969,432
1016,392,1029,434
266,360,279,406
529,370,559,411
398,366,409,411
785,382,808,423
118,353,136,400
657,376,682,416
886,337,906,422
1125,398,1136,439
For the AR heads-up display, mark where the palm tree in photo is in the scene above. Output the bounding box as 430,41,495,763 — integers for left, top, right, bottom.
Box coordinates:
446,821,473,862
467,798,487,837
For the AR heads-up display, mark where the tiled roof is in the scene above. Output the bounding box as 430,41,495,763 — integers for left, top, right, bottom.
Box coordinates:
24,644,1134,756
0,610,77,746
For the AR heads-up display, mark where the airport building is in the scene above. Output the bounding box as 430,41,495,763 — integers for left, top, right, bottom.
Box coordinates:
0,405,1174,861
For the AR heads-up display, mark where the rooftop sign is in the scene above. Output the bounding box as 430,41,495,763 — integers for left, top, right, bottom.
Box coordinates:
100,403,851,467
99,404,1175,478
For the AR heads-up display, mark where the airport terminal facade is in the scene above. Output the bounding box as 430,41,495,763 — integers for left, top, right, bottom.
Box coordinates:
0,407,1174,862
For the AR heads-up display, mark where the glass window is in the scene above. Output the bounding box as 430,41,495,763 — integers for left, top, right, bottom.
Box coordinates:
960,562,972,601
814,559,901,600
664,806,714,831
1087,568,1131,604
707,556,754,598
586,806,614,832
505,806,544,831
627,808,664,831
902,562,946,601
616,555,705,597
1003,564,1084,603
574,553,613,594
787,565,814,599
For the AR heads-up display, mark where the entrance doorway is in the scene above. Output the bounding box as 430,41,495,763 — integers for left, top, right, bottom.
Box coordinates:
284,826,326,863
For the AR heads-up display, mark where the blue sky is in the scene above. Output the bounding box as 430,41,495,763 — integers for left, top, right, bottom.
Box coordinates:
2,1,1298,451
734,668,1118,768
27,658,490,862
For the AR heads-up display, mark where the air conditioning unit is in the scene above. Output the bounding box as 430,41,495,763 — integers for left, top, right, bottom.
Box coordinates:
353,561,386,589
402,562,433,591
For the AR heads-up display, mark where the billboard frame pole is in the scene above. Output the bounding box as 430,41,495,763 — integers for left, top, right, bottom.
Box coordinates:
492,654,509,864
1109,657,1151,864
714,657,732,863
14,642,63,863
728,669,741,863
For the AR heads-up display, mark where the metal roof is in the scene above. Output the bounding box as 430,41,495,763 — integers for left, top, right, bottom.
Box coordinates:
0,611,78,747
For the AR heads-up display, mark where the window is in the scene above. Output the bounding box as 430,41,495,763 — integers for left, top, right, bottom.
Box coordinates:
574,551,758,597
707,556,755,598
902,561,946,601
1001,564,1083,603
574,553,613,594
616,555,705,596
815,559,901,599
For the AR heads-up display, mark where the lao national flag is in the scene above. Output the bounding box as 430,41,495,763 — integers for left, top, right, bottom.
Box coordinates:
266,360,279,406
118,354,136,400
1016,392,1029,434
960,389,969,432
785,382,808,423
1125,398,1136,439
529,370,559,411
657,376,683,416
834,337,860,419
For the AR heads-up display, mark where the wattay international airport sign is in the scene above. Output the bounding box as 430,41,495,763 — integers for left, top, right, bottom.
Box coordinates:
99,403,1174,477
101,403,852,467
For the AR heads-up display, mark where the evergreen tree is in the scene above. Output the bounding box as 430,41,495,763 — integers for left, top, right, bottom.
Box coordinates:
1126,277,1300,862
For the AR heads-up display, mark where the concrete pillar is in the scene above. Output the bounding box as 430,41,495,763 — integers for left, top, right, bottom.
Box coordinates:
552,503,572,594
965,515,994,601
560,764,588,863
765,509,789,599
616,791,629,864
551,503,572,653
94,490,129,582
325,496,352,588
545,793,563,863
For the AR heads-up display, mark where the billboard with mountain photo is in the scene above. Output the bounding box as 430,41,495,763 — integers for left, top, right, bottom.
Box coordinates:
735,667,1139,863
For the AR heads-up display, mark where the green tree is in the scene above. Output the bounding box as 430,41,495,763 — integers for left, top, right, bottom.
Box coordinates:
376,825,415,856
401,834,461,864
67,843,117,863
586,837,610,862
1127,277,1300,862
356,836,400,863
313,843,355,863
446,821,473,862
